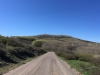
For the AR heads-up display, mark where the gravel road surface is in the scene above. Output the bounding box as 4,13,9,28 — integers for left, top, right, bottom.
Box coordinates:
4,52,78,75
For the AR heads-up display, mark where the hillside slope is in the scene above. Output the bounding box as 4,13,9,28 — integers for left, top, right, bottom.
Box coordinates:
0,35,46,68
32,34,100,54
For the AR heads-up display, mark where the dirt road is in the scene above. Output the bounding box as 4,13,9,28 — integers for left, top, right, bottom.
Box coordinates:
4,52,78,75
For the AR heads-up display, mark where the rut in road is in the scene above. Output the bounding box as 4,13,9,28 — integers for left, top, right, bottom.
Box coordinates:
4,52,78,75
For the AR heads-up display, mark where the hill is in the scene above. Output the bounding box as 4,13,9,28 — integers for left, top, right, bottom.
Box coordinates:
31,34,100,54
14,34,100,55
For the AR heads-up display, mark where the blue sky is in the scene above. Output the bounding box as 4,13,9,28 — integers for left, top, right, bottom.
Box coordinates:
0,0,100,42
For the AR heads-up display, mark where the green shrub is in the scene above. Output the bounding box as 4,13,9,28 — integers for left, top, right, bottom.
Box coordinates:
79,62,92,71
91,68,100,75
78,53,93,62
56,52,78,60
65,54,78,60
57,52,94,62
17,37,36,41
91,57,100,66
32,40,44,47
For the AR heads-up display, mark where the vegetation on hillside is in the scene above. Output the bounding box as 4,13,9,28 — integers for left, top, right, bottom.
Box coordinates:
1,34,100,75
32,40,45,48
0,35,46,74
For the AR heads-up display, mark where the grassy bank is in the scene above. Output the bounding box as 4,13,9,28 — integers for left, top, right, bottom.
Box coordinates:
56,49,100,75
59,56,98,75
